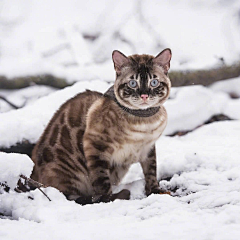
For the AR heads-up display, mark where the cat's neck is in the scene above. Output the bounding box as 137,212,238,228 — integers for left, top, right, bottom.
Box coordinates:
104,86,160,118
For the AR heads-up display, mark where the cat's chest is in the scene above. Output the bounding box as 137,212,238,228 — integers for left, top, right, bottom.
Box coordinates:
110,116,166,165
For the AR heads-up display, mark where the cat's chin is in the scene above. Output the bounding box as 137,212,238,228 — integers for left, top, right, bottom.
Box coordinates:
138,101,161,109
122,103,152,110
139,103,151,109
132,103,157,110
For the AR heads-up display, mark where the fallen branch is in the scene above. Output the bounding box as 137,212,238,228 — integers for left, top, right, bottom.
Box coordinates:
169,62,240,87
0,75,70,89
0,62,239,90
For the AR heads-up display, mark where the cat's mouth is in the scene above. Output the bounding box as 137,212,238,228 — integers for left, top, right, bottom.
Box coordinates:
140,98,151,106
139,102,151,109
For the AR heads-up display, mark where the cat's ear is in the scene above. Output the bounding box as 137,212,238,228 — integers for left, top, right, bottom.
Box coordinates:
112,50,129,74
153,48,172,74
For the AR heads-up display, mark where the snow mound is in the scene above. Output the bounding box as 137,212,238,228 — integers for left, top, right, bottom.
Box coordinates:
164,85,229,134
0,152,33,189
210,76,240,96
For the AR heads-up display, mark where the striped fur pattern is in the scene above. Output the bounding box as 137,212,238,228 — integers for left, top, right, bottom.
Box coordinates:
31,49,172,204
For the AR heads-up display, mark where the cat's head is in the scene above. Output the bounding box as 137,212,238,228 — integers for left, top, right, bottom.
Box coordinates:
112,49,172,110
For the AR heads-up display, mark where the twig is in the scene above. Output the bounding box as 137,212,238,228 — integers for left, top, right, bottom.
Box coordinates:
20,174,44,188
36,187,51,201
20,174,51,201
0,96,20,109
1,176,51,201
0,182,8,188
0,182,10,192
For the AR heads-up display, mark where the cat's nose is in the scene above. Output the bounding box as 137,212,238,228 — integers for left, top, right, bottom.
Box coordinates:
141,94,149,101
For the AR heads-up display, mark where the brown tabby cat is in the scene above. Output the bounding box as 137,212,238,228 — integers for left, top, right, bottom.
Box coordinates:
31,48,172,204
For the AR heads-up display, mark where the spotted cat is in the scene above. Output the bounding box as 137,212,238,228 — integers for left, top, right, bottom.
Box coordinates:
31,48,172,204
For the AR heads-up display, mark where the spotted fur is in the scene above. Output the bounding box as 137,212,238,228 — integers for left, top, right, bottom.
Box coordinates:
31,49,172,204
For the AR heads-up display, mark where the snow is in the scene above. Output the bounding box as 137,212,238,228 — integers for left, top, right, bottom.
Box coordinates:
209,76,240,119
0,152,33,189
0,0,240,82
164,85,228,134
1,121,240,239
0,85,56,113
210,76,240,96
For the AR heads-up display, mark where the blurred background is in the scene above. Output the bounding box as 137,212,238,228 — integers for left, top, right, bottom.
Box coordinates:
0,0,240,112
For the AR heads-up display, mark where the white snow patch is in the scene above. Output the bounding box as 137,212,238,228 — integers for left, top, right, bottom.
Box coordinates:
0,152,33,189
163,85,229,135
0,85,56,113
210,76,240,96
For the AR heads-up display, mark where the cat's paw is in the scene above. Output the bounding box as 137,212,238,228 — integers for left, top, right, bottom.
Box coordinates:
110,189,131,201
75,196,93,205
92,194,111,203
92,189,131,204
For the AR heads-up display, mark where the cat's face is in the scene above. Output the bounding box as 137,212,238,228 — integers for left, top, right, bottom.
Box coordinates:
112,49,172,110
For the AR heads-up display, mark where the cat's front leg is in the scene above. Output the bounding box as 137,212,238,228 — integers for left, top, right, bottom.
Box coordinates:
141,145,170,196
85,153,131,203
86,153,112,203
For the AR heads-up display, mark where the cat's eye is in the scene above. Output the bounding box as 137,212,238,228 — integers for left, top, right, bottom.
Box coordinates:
128,80,137,88
150,79,159,87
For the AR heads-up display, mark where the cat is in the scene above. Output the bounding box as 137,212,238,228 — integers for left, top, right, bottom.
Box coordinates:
31,48,172,204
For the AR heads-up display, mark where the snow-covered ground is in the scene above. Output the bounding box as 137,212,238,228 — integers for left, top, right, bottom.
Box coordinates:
0,118,240,240
0,0,240,82
1,0,240,239
0,77,240,239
